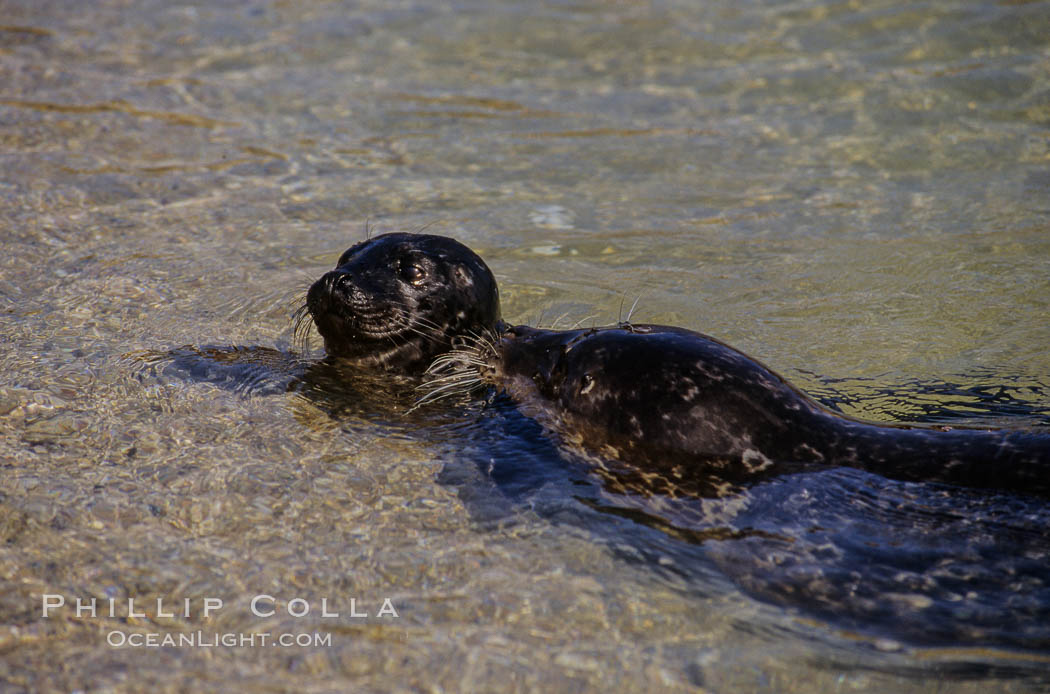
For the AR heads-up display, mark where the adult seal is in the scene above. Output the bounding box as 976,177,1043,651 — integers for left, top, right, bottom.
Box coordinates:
303,233,502,374
429,323,1050,498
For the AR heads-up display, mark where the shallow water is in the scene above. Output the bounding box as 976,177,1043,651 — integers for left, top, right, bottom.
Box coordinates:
2,0,1050,691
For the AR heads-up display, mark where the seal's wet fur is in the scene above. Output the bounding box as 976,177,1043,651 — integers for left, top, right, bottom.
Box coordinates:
430,323,1050,498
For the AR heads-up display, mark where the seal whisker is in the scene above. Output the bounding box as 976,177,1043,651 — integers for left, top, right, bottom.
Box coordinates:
417,375,483,393
411,375,485,409
569,314,599,330
464,326,500,352
547,310,573,330
397,312,451,340
413,220,441,235
624,295,642,324
451,335,488,359
418,375,483,396
291,302,315,355
427,359,487,374
420,366,481,381
425,352,488,373
617,291,629,324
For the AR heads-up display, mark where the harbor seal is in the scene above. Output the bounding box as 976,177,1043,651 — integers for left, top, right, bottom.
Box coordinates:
426,323,1050,498
303,233,502,373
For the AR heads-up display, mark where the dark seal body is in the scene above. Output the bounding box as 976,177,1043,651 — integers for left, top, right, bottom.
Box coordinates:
467,324,1050,497
306,233,502,373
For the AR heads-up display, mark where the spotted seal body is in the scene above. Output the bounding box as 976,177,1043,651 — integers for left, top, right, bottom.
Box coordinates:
305,233,502,373
461,323,1050,497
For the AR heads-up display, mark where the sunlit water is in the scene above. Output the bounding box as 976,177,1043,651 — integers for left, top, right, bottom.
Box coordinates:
2,0,1049,691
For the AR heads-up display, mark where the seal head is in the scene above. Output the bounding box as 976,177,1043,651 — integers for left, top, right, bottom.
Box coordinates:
307,233,501,373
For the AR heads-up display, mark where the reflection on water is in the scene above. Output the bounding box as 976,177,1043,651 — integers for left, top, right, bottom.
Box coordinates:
2,0,1050,691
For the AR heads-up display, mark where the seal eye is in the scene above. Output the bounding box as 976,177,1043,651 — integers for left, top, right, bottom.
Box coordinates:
400,261,427,285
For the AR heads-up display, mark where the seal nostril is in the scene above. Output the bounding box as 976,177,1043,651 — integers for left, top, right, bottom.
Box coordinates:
324,271,351,292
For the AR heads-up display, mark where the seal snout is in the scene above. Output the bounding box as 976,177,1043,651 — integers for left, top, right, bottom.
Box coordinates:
308,270,343,308
319,269,359,300
308,270,372,321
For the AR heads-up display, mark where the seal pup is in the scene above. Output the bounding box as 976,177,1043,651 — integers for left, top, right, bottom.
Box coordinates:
302,233,502,374
425,323,1050,498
